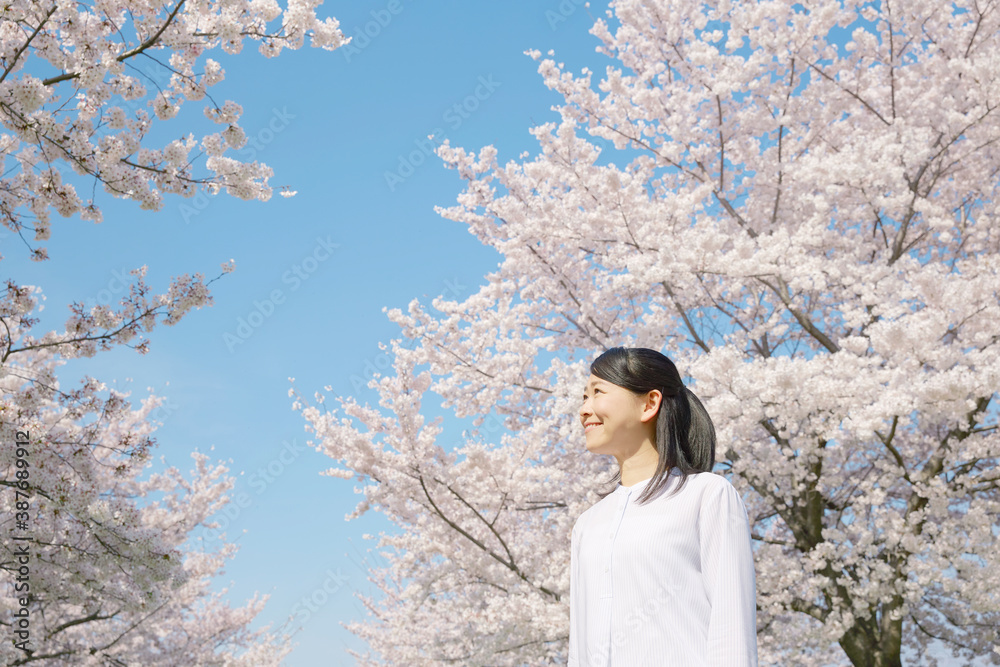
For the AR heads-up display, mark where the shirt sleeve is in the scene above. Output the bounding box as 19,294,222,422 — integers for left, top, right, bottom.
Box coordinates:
568,517,580,667
699,476,758,667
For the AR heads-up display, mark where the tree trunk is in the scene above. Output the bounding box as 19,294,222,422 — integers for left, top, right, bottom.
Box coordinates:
839,611,904,667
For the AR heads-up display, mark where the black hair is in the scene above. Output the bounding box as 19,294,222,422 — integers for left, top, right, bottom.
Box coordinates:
588,346,716,504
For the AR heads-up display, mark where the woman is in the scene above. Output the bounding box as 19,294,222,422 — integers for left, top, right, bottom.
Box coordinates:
568,347,757,666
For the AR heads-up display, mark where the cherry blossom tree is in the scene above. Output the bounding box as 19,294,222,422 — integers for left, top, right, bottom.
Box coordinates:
1,0,347,261
1,0,346,662
292,0,1000,664
0,267,303,666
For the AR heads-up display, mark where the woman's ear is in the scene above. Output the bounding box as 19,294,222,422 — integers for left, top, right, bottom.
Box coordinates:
639,389,662,423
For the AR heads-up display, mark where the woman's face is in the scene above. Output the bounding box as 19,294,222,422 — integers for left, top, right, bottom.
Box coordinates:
579,373,660,456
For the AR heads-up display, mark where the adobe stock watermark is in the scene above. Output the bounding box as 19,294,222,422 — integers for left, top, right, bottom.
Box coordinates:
384,74,501,191
205,438,309,542
546,0,591,30
180,106,296,224
81,266,136,309
340,534,394,619
339,0,408,63
349,276,469,392
222,235,340,353
289,565,351,626
593,580,678,665
147,394,181,427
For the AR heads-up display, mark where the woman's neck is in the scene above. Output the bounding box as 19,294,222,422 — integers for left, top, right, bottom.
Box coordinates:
618,439,659,486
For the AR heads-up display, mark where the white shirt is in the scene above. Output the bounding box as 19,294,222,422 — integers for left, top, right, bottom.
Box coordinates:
568,469,758,666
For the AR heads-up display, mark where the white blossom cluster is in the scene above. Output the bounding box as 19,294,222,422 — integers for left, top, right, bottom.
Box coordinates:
293,0,1000,664
1,271,291,664
0,1,347,656
0,0,347,258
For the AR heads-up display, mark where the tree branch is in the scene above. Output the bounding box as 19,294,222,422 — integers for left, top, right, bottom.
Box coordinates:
43,0,187,86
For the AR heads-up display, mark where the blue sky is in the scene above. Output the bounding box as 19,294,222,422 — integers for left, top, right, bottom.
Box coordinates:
5,1,990,664
5,1,614,664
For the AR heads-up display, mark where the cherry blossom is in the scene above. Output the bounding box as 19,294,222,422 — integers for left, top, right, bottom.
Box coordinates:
0,0,347,261
1,0,345,661
294,0,1000,664
1,272,295,664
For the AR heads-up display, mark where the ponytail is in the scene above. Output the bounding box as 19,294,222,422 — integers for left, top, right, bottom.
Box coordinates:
653,385,715,479
681,387,716,472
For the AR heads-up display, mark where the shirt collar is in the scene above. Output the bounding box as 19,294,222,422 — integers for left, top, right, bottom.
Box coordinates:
616,474,654,494
615,468,680,495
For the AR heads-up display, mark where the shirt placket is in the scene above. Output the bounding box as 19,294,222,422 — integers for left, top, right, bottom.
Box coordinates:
601,487,633,667
601,487,632,600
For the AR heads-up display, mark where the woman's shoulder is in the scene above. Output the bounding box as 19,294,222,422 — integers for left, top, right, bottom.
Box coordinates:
679,469,743,502
686,469,736,489
682,470,750,521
